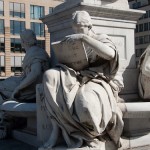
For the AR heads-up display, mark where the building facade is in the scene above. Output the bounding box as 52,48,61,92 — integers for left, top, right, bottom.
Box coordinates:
0,0,64,78
129,0,150,66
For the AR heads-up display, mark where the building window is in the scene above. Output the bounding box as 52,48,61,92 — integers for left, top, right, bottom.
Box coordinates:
31,22,44,37
135,25,138,33
132,3,137,9
11,56,24,67
139,24,143,32
11,38,25,53
144,11,149,19
136,49,144,57
0,1,4,16
37,40,45,49
149,22,150,30
0,55,4,66
0,19,4,34
144,23,148,31
144,35,150,44
30,5,44,19
10,20,25,35
11,67,22,76
49,7,53,14
149,10,150,18
10,2,25,18
11,56,24,76
139,36,144,44
0,55,5,76
0,38,4,52
135,37,139,45
132,2,141,9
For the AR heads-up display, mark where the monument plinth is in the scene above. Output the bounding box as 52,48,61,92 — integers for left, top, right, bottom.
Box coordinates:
1,1,149,150
40,1,150,150
41,0,145,99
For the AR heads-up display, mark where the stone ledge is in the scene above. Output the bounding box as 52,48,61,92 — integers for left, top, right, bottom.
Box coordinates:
1,101,150,119
118,102,150,118
0,101,36,117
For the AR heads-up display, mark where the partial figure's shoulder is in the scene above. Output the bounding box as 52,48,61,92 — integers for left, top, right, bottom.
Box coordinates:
145,45,150,53
30,46,48,56
25,46,49,63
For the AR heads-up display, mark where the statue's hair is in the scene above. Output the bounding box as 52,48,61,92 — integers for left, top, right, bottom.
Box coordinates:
20,29,37,47
72,11,92,29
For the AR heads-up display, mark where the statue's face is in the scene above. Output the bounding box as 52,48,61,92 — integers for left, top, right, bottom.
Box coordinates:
72,24,89,35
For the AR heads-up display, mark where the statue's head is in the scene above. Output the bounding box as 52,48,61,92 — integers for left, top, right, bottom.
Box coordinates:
20,29,37,48
72,11,92,34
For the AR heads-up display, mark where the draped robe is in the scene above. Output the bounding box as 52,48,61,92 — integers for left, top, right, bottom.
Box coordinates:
43,34,124,148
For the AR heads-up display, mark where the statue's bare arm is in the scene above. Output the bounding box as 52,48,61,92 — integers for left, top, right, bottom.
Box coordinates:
65,34,115,60
11,62,42,98
82,34,115,60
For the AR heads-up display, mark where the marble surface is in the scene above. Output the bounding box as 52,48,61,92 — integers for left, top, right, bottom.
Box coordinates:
55,0,129,12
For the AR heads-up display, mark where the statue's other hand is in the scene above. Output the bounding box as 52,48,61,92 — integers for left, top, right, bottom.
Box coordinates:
63,34,84,43
11,87,20,99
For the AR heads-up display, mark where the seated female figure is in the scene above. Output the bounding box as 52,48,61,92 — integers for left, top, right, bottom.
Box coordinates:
42,11,124,149
0,29,50,103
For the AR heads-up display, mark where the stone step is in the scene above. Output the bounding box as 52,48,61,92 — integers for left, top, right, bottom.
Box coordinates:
12,130,41,147
118,102,150,137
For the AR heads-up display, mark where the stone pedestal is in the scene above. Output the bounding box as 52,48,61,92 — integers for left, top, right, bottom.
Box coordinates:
36,84,52,145
39,1,150,150
41,0,145,100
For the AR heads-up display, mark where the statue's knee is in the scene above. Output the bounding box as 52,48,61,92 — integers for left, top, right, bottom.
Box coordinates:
43,69,60,89
75,91,100,122
44,69,58,82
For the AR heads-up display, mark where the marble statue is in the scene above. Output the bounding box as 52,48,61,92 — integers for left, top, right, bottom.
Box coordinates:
0,29,50,103
41,11,124,149
138,45,150,100
0,29,50,139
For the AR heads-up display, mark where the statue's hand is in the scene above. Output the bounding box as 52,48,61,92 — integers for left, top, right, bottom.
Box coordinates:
11,87,20,99
63,34,84,43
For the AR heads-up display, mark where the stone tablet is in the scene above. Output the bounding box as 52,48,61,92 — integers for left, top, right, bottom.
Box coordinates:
52,39,88,71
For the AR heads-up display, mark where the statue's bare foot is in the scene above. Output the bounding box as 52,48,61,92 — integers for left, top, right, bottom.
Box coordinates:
43,139,56,149
41,120,60,149
86,138,103,148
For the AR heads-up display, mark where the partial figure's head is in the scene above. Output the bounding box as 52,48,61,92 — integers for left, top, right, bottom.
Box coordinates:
72,11,92,35
20,29,37,48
